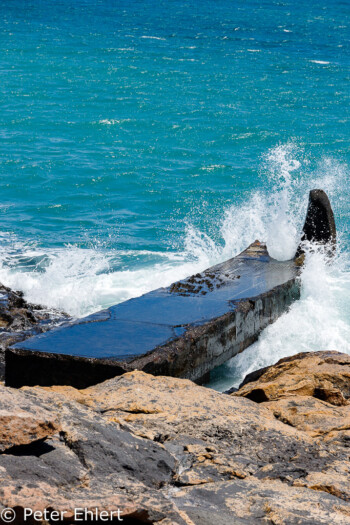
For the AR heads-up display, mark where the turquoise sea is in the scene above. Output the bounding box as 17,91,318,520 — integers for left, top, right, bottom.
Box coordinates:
1,0,349,389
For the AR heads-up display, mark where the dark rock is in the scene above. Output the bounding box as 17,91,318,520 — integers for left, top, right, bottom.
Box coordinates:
295,189,336,259
239,364,271,388
171,478,349,525
222,386,238,394
0,283,70,381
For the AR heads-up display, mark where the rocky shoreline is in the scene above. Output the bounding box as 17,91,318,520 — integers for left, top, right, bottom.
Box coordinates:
1,350,350,524
0,188,344,523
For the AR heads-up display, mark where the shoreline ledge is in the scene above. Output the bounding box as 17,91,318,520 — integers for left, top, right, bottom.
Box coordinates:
5,189,335,389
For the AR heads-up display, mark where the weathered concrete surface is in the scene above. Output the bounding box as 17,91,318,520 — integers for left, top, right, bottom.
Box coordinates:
5,241,300,388
1,352,350,524
0,283,69,380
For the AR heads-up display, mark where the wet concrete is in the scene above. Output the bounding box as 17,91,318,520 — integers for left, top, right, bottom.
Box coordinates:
6,241,300,388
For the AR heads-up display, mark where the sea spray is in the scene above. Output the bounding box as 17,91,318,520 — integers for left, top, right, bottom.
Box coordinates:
208,245,350,391
0,244,209,317
207,145,350,391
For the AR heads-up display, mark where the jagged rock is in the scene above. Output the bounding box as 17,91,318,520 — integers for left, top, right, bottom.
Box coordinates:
1,353,350,523
295,189,337,259
235,350,350,404
235,351,350,461
0,384,186,524
0,283,69,379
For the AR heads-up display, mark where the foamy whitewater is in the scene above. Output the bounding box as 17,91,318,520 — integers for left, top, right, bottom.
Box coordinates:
0,144,349,390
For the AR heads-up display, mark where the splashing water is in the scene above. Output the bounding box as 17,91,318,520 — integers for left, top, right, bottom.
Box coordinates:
0,244,208,318
209,246,350,391
207,145,350,391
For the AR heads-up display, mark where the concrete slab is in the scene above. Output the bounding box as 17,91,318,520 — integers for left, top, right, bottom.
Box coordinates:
5,241,300,388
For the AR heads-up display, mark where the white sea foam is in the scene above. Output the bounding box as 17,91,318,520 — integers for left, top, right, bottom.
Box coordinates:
140,36,166,41
0,243,206,318
206,144,350,390
209,247,350,391
310,60,330,65
98,119,131,125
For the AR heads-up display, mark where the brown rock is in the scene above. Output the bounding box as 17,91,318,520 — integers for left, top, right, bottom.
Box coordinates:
0,384,187,524
0,384,58,452
265,395,350,438
234,350,350,506
235,350,350,404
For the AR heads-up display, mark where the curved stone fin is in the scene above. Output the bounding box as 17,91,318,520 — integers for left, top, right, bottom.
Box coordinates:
295,189,336,260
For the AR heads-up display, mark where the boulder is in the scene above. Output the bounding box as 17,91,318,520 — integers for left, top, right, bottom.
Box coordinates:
235,350,350,404
234,350,350,497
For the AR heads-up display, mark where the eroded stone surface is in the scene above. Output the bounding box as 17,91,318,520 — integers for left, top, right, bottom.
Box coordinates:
170,478,350,525
1,353,350,523
0,384,59,452
235,350,350,404
235,351,350,452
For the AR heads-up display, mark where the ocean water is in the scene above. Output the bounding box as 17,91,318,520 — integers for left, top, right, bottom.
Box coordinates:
0,0,349,390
